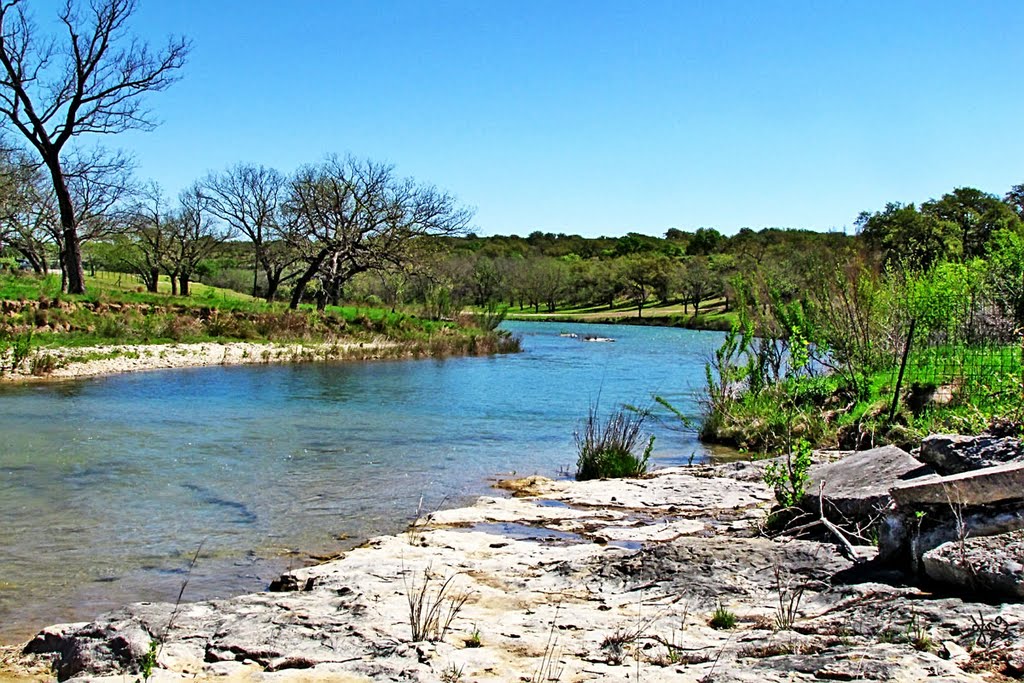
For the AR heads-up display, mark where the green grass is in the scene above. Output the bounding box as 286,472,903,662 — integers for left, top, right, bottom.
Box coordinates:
701,342,1023,455
504,296,739,332
709,604,737,630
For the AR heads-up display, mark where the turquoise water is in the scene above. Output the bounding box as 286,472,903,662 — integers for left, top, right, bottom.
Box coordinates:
0,321,724,641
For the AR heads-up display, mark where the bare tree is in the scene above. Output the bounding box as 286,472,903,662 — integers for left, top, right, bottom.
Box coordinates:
59,146,135,281
0,0,188,293
163,184,226,296
284,155,472,310
117,180,172,291
0,148,56,272
203,163,300,301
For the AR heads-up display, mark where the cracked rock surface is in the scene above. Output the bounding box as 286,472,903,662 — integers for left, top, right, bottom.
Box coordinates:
14,462,1024,682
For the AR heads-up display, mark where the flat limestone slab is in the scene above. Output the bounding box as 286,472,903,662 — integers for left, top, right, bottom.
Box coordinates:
804,445,932,519
891,462,1024,507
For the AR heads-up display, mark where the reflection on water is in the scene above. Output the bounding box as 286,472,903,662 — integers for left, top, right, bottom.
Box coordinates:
0,321,722,642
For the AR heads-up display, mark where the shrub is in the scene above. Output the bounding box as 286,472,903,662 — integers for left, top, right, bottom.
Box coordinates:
95,314,130,338
29,353,60,376
763,438,813,508
575,405,654,480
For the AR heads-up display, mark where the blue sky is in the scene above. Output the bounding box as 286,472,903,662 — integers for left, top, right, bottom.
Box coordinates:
43,1,1024,237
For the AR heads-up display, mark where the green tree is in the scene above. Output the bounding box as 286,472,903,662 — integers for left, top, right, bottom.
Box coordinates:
686,227,723,256
471,255,504,306
922,187,1020,259
1005,184,1024,221
520,257,567,313
680,256,716,316
621,253,670,317
987,228,1024,324
856,202,958,271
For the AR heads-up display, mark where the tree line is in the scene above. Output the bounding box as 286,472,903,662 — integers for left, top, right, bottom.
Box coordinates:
1,2,1022,330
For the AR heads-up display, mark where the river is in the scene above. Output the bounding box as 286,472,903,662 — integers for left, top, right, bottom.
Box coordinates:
0,320,726,642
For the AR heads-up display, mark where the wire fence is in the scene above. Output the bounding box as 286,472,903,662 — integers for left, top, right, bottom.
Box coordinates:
897,302,1023,411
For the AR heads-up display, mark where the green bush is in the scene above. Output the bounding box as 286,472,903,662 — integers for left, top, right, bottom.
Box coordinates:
763,438,813,508
575,405,654,480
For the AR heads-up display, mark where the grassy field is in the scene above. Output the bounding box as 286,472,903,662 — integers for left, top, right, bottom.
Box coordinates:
505,297,738,331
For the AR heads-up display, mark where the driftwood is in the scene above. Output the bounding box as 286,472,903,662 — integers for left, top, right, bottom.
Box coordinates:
774,482,867,563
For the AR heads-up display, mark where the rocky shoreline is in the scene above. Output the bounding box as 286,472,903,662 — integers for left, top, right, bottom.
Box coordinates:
0,339,404,382
8,452,1024,682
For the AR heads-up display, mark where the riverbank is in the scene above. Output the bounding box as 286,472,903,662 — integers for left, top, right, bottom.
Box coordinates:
1,332,521,382
506,311,734,332
9,458,1021,682
0,339,403,382
0,274,520,383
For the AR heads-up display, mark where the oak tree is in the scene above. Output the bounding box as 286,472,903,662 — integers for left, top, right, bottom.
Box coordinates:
284,155,472,310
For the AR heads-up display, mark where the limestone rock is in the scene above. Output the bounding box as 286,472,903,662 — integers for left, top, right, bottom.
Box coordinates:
891,462,1024,507
803,445,933,520
919,433,1024,475
24,619,154,681
878,500,1024,567
16,461,1019,683
1006,647,1024,675
922,529,1024,598
940,640,971,666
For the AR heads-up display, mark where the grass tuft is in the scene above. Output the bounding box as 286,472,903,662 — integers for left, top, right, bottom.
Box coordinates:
709,603,737,630
574,404,653,481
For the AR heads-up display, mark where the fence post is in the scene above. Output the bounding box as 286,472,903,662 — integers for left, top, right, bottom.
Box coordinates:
889,317,917,421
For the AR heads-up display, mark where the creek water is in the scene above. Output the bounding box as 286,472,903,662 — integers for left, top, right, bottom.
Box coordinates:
0,320,726,642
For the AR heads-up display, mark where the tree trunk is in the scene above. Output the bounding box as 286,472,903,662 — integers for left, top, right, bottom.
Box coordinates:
57,244,67,292
179,273,190,297
265,269,281,302
328,276,342,307
251,254,260,298
16,248,45,274
147,267,159,293
44,157,86,294
289,254,327,309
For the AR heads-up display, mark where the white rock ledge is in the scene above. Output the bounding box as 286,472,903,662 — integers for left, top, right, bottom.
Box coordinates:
14,463,1024,682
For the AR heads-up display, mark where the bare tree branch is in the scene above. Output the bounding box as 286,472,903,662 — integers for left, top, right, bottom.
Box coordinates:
0,0,188,292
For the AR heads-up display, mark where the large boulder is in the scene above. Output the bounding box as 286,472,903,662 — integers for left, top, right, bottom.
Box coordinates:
803,445,934,521
919,434,1024,475
879,463,1024,569
922,529,1024,598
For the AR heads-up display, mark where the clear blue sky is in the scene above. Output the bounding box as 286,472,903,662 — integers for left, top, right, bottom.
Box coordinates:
46,1,1024,238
